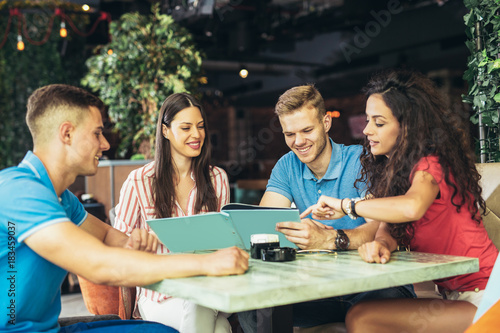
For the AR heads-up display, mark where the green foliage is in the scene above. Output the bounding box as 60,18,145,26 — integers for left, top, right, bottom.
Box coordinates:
130,153,146,161
82,4,203,158
0,10,87,170
463,0,500,162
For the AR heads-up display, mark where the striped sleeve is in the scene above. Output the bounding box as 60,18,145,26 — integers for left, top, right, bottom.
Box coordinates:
115,164,171,303
114,172,140,235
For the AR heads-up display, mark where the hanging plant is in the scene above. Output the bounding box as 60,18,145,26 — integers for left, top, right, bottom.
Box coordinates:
0,0,88,170
81,3,203,159
462,0,500,162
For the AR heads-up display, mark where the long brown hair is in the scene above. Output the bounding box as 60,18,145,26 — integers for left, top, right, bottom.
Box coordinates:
357,69,485,246
153,93,217,218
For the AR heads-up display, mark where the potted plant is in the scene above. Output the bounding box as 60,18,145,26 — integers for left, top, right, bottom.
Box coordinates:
81,3,203,159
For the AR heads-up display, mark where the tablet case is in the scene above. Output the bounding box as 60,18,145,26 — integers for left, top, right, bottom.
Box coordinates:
146,204,299,253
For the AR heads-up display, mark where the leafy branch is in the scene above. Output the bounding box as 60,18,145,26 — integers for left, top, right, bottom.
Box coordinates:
81,3,203,158
463,0,500,162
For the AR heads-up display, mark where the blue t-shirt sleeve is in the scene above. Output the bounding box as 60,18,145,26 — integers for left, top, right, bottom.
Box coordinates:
61,189,88,227
1,176,82,243
266,155,294,202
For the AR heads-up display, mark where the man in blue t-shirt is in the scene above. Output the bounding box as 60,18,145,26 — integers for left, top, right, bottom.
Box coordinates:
0,84,249,333
239,84,415,331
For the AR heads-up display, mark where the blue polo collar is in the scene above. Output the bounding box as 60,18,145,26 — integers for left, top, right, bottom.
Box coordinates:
303,138,342,181
19,151,58,197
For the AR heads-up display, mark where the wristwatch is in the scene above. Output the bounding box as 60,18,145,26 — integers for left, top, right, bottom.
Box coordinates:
335,229,350,251
345,199,356,220
345,197,364,220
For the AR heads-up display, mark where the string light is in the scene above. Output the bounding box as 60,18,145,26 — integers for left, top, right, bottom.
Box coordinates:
0,8,111,50
239,68,249,79
82,4,90,12
16,34,24,51
60,21,67,38
327,111,341,118
198,76,208,84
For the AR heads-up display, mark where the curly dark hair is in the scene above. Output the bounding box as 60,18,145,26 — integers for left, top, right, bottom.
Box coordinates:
356,69,485,246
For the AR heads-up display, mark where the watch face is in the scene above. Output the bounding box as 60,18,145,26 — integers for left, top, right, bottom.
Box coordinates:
336,230,350,250
337,235,349,250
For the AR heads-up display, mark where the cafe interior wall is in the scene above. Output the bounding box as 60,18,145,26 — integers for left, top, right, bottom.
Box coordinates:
184,0,473,182
78,1,471,162
209,70,470,184
70,0,474,206
79,70,468,213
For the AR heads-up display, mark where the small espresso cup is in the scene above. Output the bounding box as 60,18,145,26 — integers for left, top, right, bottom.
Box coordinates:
250,234,280,259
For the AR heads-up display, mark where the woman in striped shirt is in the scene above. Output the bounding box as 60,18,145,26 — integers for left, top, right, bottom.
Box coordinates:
114,93,231,333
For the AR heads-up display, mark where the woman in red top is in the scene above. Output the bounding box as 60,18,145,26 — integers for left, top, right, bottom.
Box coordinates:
301,69,498,332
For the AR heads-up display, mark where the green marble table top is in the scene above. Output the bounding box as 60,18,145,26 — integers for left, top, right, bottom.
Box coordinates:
146,251,479,313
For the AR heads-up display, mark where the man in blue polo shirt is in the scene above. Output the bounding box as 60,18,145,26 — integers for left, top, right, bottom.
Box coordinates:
239,84,415,331
0,84,248,333
264,84,379,250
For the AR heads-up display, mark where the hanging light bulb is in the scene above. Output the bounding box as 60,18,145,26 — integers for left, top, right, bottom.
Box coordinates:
17,35,24,51
60,21,67,38
239,67,249,79
82,4,90,11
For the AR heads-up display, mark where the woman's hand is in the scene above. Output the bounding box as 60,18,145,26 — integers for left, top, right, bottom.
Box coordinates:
300,195,345,220
358,240,392,264
125,229,159,253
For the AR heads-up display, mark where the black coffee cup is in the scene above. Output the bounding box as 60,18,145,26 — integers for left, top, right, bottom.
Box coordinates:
250,234,280,259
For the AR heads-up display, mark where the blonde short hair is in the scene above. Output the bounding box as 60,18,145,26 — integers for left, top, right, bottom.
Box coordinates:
275,84,326,121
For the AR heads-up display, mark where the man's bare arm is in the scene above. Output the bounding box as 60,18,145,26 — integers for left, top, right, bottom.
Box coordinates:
25,222,248,287
80,214,158,252
276,219,380,250
80,213,128,247
343,219,381,249
260,191,292,208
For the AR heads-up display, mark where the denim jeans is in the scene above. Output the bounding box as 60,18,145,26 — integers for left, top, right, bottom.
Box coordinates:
60,320,178,333
238,285,416,332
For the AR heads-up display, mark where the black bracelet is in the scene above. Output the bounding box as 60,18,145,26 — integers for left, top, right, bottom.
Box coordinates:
350,199,359,219
340,198,347,215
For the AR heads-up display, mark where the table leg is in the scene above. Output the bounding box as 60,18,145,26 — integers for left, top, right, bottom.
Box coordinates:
256,305,293,333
